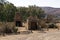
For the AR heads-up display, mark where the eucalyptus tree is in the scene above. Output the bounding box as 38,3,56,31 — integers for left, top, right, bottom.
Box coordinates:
4,3,17,22
17,5,44,21
0,0,6,21
17,7,30,21
28,5,44,18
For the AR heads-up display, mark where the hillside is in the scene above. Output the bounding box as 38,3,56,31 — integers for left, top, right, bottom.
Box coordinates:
41,7,60,15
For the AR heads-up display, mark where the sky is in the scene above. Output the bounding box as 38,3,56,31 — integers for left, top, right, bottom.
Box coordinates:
7,0,60,8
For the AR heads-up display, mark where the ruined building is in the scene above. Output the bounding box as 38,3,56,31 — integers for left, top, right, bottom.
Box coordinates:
14,12,22,27
27,16,40,30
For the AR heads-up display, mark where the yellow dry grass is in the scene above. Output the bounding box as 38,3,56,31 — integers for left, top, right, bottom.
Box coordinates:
0,22,60,40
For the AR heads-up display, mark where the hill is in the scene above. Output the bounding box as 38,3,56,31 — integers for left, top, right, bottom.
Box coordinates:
41,7,60,15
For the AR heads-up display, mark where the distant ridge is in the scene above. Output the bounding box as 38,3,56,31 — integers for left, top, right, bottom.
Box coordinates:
41,7,60,15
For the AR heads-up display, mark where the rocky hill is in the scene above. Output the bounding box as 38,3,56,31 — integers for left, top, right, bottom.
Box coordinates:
41,7,60,15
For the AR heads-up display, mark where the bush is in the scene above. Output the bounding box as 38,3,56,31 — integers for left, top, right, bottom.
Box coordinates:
0,25,18,35
4,26,13,34
12,26,18,33
48,23,57,28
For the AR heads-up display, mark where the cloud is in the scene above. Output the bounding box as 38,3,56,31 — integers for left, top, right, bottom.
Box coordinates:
7,0,60,8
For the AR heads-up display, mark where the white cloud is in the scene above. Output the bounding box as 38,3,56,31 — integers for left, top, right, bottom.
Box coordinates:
7,0,60,8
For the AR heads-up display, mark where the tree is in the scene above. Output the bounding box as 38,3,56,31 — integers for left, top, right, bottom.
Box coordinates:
17,7,30,21
17,5,44,21
4,3,17,22
0,0,5,21
0,1,17,22
28,5,44,18
0,0,6,4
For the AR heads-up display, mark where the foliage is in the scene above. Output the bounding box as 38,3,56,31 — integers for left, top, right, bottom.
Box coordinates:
12,26,18,33
48,23,57,28
0,2,17,22
0,0,6,4
18,7,30,21
0,1,44,22
28,5,44,17
0,25,18,34
4,3,17,22
18,5,44,21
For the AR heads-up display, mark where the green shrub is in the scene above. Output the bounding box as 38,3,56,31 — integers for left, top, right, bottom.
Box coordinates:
48,23,57,28
12,27,18,33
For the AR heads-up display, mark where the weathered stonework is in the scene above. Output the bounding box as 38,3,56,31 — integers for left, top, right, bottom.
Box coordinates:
14,12,22,27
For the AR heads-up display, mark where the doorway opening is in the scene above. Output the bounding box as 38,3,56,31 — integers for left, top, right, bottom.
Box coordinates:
16,21,22,27
29,22,38,30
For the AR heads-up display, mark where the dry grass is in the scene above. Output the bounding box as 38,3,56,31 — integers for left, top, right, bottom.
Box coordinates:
0,29,60,40
0,22,60,40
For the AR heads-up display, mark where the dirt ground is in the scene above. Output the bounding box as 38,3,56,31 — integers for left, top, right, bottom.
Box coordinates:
0,29,60,40
0,22,60,40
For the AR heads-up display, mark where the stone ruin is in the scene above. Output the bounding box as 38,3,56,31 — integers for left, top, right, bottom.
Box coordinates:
14,12,22,27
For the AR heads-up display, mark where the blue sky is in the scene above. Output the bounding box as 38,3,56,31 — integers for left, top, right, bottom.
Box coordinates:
7,0,60,8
